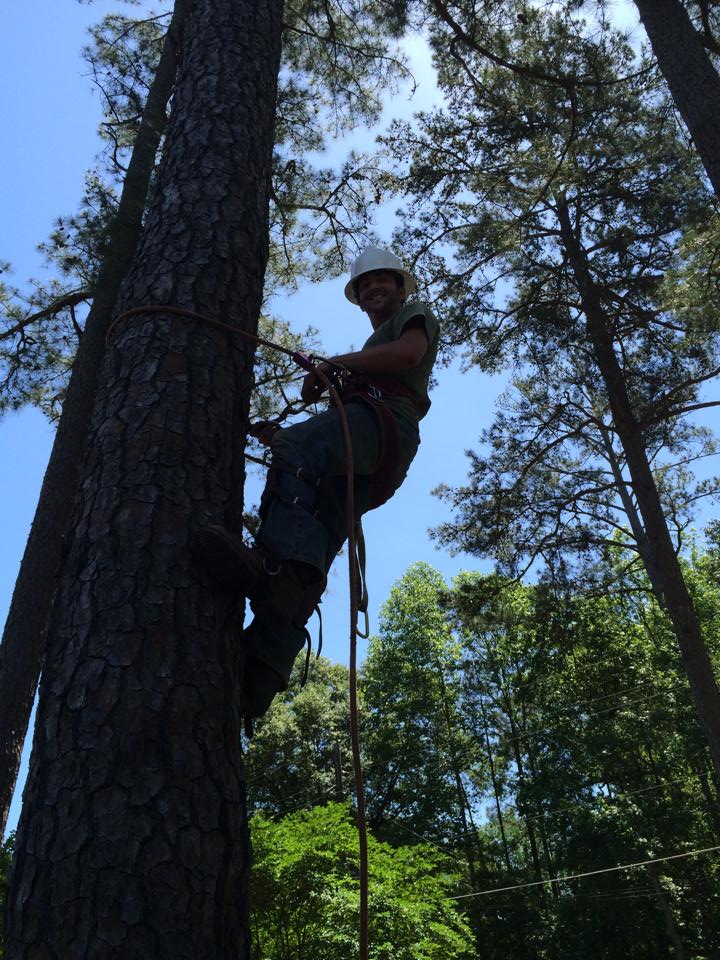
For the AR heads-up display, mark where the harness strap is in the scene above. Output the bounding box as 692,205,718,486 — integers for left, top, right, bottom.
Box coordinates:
267,460,321,488
337,376,420,509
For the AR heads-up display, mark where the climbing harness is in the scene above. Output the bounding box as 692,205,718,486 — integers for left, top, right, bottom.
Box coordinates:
108,303,372,960
335,374,423,509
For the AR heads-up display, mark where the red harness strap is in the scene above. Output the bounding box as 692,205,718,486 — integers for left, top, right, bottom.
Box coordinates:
337,376,422,510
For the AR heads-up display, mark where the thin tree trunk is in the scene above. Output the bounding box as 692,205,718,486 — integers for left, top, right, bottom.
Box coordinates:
556,194,720,780
434,656,479,886
4,0,283,956
694,759,720,837
478,696,513,872
646,864,686,960
0,0,189,835
634,0,720,200
505,704,544,883
598,424,665,607
524,744,559,898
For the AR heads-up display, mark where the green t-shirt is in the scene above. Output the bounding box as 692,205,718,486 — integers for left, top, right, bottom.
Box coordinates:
361,301,440,422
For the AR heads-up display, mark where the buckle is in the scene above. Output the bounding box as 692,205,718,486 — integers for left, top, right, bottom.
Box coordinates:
296,466,321,487
263,556,281,576
367,385,382,401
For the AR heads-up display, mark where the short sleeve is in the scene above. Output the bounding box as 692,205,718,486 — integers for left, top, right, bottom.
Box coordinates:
392,302,440,347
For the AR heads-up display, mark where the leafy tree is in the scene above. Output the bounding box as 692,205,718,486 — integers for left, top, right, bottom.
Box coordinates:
385,3,720,772
361,563,485,884
447,565,720,958
245,656,354,816
249,802,475,960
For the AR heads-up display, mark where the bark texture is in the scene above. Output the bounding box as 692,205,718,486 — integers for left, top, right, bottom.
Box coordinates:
634,0,720,199
0,0,188,835
556,196,720,778
4,0,284,956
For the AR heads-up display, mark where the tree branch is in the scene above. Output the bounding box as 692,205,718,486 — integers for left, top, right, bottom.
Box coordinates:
0,289,93,343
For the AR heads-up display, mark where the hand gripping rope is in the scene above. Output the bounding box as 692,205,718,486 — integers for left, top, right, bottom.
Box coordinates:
107,304,370,960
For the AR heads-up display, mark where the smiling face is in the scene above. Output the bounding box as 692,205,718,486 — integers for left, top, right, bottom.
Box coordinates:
355,269,406,326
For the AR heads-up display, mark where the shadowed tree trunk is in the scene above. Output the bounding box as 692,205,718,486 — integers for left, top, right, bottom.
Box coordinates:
0,0,189,836
634,0,720,200
4,0,283,955
556,194,720,780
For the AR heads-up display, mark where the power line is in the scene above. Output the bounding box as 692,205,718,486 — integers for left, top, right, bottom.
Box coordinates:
450,844,720,900
537,677,678,720
484,643,689,699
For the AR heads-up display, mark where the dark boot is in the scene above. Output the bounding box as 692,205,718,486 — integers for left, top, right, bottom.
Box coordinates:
191,525,266,596
192,525,314,622
242,657,285,719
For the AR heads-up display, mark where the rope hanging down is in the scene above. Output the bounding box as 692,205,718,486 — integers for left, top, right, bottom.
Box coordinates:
108,304,370,960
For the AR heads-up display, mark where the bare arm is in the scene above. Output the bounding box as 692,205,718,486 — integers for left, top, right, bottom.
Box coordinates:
301,323,429,403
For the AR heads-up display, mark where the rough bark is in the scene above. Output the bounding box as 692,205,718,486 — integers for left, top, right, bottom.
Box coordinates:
634,0,720,200
556,195,720,780
4,0,284,956
0,0,189,836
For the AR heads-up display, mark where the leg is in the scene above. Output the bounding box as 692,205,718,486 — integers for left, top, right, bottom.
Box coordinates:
239,404,383,714
257,401,385,573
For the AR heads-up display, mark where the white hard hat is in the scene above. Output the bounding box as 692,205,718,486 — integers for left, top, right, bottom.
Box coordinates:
344,246,417,305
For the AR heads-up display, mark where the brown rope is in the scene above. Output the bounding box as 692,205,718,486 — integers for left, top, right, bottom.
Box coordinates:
108,304,370,960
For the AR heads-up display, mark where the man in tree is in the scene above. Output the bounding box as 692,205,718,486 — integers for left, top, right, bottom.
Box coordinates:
194,246,439,719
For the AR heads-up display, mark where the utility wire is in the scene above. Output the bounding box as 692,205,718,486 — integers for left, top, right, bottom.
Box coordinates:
536,677,681,720
449,844,720,900
494,645,684,697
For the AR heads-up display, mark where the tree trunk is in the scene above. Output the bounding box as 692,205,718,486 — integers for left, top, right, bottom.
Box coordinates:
504,703,544,883
478,696,513,872
598,424,665,607
556,195,720,780
634,0,720,200
0,0,189,836
433,656,479,886
646,864,686,960
4,0,283,956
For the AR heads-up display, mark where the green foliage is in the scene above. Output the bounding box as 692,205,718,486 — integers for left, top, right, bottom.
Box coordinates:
249,802,474,960
245,656,353,815
361,563,483,853
447,562,720,958
243,557,720,957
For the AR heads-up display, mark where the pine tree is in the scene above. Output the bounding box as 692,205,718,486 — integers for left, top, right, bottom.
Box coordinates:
0,0,407,836
0,1,189,838
3,0,283,954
